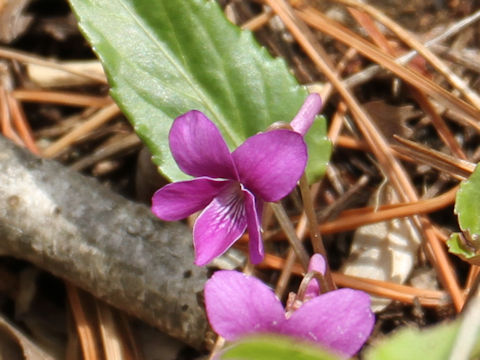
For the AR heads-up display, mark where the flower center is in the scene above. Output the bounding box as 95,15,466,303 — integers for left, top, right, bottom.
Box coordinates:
215,182,245,225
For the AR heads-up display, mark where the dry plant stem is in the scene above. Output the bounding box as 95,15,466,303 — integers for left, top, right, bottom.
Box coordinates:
465,266,480,294
263,254,448,307
342,9,480,89
0,100,16,144
271,202,310,271
42,103,120,158
0,136,208,348
66,283,100,360
272,176,364,298
264,0,464,310
275,187,315,298
266,0,409,202
328,103,347,143
332,272,448,307
118,314,144,360
12,89,112,108
392,136,475,179
332,0,480,109
319,186,457,235
463,268,480,311
0,46,107,83
335,134,369,151
276,249,301,298
275,9,353,298
0,314,57,359
71,133,142,171
65,319,82,360
296,8,480,124
411,89,467,160
349,8,466,160
338,134,472,180
316,47,358,105
324,103,348,194
6,93,39,155
36,108,97,138
0,86,23,146
208,337,226,360
298,174,335,290
262,184,456,241
241,8,272,30
432,44,480,74
348,8,390,51
95,300,124,360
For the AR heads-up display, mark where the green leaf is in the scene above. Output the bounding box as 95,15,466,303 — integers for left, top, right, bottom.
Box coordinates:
220,335,341,360
365,312,480,360
366,323,460,360
447,233,480,265
305,115,330,183
447,164,480,261
454,164,480,237
68,0,330,182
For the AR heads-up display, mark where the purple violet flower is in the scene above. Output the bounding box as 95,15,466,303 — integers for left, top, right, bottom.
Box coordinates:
204,256,374,357
151,110,310,266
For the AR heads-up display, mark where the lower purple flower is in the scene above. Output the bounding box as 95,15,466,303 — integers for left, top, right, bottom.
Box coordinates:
204,267,374,356
151,110,308,266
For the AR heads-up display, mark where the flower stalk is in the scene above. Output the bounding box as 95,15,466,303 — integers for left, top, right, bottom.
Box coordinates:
298,174,336,290
270,202,310,271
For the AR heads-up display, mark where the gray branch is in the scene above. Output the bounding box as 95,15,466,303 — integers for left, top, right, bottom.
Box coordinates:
0,135,208,349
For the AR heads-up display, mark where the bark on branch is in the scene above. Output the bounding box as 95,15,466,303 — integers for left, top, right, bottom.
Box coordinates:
0,135,208,348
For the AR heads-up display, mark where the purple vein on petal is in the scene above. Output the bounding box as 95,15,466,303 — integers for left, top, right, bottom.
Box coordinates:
151,177,230,221
169,110,238,179
193,183,247,266
243,187,264,264
204,270,285,341
232,130,307,202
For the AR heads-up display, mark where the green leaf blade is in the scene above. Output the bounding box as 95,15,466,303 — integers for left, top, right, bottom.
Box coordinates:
365,296,480,360
69,0,330,182
455,164,480,236
365,322,460,360
221,335,342,360
447,164,480,261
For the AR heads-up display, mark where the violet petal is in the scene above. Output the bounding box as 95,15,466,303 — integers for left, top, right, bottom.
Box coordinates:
232,130,307,202
290,93,322,136
243,187,264,264
169,110,238,179
204,270,285,341
151,178,229,221
308,254,326,274
280,288,374,357
193,183,247,266
304,254,327,299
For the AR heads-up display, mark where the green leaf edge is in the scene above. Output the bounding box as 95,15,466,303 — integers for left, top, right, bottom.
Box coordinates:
365,308,480,360
68,0,331,183
454,164,480,236
220,335,342,360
